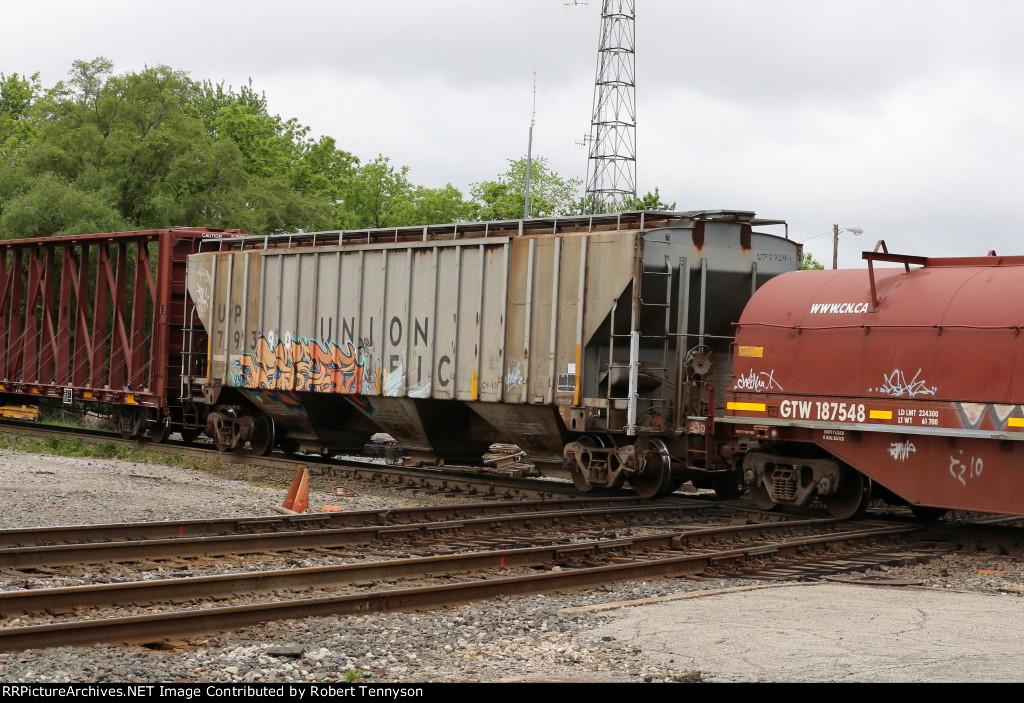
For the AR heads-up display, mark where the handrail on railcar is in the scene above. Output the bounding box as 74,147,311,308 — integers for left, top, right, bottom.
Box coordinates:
203,210,789,253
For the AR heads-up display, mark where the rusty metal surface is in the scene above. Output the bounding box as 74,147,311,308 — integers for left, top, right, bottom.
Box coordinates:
0,518,910,618
0,417,589,501
0,501,737,568
0,228,231,409
0,520,918,651
725,254,1024,516
823,574,926,586
731,261,1024,403
0,496,665,548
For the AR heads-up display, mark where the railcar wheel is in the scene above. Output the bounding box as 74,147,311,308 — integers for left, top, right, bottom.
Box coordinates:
569,436,603,492
148,417,172,444
631,439,672,499
748,482,777,511
572,467,593,492
249,414,275,457
213,431,232,452
114,406,144,440
821,468,872,520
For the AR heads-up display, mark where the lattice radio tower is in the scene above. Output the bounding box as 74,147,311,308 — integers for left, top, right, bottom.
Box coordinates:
583,0,636,213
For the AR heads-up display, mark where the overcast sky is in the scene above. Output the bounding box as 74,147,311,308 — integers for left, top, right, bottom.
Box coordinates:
4,1,1023,266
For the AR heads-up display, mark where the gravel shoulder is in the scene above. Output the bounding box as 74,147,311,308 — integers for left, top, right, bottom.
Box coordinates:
0,449,1021,683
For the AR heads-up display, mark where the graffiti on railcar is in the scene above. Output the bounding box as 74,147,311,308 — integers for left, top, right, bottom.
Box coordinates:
873,368,937,398
233,334,371,394
357,337,378,391
887,440,916,461
505,363,524,392
732,368,783,392
949,451,983,487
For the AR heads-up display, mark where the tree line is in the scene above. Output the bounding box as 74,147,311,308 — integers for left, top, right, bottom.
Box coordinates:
0,58,674,238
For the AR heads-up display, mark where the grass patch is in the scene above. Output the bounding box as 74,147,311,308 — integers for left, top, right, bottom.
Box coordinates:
0,431,224,472
42,436,89,456
1,429,321,491
92,441,127,459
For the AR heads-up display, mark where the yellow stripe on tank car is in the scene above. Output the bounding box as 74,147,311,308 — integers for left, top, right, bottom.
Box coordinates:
1008,418,1024,428
726,402,766,412
869,410,892,420
471,371,478,400
738,346,763,358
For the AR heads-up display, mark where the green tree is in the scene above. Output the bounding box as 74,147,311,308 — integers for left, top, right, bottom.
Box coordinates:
290,134,358,202
336,156,474,229
6,58,340,236
622,187,676,211
0,58,477,237
27,58,224,229
339,155,414,229
581,187,676,214
405,183,476,226
471,156,582,220
801,252,825,270
0,71,42,161
0,172,127,237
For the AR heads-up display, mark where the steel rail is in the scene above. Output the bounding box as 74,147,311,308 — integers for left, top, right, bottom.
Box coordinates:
0,516,868,616
0,523,921,651
0,496,672,548
0,419,593,500
0,502,771,569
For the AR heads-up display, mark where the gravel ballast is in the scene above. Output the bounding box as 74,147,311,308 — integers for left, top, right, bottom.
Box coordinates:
0,449,1020,683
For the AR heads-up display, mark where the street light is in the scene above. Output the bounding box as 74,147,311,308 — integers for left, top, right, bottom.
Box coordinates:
833,224,863,269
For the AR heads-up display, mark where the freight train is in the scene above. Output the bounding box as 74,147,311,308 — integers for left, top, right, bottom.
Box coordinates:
0,212,1021,519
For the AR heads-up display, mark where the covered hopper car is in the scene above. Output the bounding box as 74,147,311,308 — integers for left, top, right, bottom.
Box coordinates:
724,243,1024,518
185,210,801,497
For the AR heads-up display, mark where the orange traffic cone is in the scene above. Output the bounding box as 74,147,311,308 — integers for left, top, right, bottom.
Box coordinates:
282,466,309,513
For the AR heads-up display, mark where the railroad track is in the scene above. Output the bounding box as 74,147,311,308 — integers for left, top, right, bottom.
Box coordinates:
0,498,747,569
0,418,604,501
0,496,676,548
0,504,935,651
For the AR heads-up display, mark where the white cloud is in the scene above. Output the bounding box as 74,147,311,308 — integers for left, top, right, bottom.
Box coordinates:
3,0,1023,264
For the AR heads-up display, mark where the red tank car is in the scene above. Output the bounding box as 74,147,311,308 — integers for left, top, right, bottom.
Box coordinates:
723,245,1024,518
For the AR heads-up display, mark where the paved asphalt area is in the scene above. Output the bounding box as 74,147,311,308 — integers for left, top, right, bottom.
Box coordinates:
581,582,1024,683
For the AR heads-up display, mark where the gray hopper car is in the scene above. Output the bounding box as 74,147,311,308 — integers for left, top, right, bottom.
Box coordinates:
185,210,801,497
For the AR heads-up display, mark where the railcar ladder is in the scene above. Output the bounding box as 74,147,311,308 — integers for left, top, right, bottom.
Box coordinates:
178,296,208,428
607,255,673,435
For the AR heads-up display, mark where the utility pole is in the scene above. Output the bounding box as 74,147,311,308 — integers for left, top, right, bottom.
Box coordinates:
833,224,839,270
524,72,537,219
832,224,863,269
